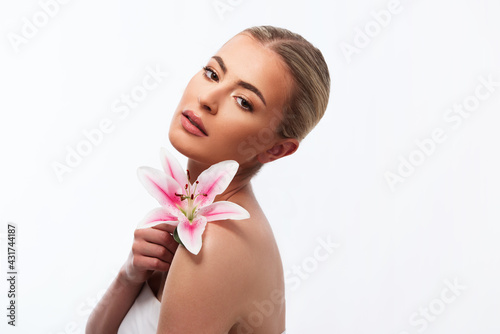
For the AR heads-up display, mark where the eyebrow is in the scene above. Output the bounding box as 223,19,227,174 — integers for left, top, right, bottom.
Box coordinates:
211,56,267,106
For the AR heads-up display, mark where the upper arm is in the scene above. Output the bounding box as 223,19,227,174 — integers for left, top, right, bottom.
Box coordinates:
156,220,255,334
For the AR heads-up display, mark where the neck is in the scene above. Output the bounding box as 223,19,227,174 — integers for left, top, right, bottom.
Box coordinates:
186,158,252,201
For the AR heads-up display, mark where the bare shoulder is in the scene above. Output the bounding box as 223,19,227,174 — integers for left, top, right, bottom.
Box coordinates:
168,206,280,297
157,196,285,333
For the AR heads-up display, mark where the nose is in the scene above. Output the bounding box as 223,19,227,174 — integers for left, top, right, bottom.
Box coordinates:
197,89,219,115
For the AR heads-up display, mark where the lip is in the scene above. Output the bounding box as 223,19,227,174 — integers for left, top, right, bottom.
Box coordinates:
181,110,208,137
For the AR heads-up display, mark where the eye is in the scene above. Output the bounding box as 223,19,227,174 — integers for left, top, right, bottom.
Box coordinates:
203,66,219,82
235,96,254,112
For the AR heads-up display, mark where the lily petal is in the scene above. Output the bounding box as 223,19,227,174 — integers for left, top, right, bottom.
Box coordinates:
177,215,207,255
197,201,250,222
194,160,239,208
137,166,182,210
160,147,189,189
136,207,179,229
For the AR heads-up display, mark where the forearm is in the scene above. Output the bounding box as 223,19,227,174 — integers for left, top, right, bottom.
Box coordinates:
85,267,144,334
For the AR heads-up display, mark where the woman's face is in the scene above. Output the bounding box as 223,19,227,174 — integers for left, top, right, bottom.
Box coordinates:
169,33,294,168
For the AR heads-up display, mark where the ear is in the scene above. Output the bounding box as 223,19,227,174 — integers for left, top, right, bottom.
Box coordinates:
257,138,299,164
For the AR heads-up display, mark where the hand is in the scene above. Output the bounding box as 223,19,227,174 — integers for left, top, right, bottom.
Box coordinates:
120,223,179,285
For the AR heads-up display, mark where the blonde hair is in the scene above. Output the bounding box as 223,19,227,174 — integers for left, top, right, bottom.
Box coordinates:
242,25,331,141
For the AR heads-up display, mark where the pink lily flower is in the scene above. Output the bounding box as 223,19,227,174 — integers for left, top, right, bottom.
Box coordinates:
136,147,250,255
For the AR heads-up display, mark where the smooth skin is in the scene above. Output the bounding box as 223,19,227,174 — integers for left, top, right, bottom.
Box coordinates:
86,32,298,334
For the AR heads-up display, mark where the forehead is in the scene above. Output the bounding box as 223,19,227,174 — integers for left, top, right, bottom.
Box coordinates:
215,33,293,111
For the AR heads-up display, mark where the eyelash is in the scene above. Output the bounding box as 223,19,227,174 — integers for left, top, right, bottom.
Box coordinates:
234,96,254,112
202,66,219,82
201,66,254,112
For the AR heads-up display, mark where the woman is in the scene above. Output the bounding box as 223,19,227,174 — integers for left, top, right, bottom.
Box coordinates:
86,25,330,334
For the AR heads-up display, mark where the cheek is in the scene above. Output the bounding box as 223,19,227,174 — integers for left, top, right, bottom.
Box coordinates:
213,119,275,162
180,73,203,101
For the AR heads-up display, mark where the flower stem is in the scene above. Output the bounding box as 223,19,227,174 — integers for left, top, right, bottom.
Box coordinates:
173,226,184,246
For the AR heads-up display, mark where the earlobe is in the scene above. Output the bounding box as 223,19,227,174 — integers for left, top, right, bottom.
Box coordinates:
257,139,299,164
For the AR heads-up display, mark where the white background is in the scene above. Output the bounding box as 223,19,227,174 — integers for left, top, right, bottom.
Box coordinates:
1,0,499,333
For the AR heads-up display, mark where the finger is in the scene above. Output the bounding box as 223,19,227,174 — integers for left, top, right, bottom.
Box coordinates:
162,232,179,254
133,254,171,272
135,226,173,247
152,222,177,234
133,240,174,264
135,227,179,254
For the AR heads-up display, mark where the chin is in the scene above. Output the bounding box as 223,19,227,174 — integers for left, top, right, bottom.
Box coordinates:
168,125,190,157
168,126,213,165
